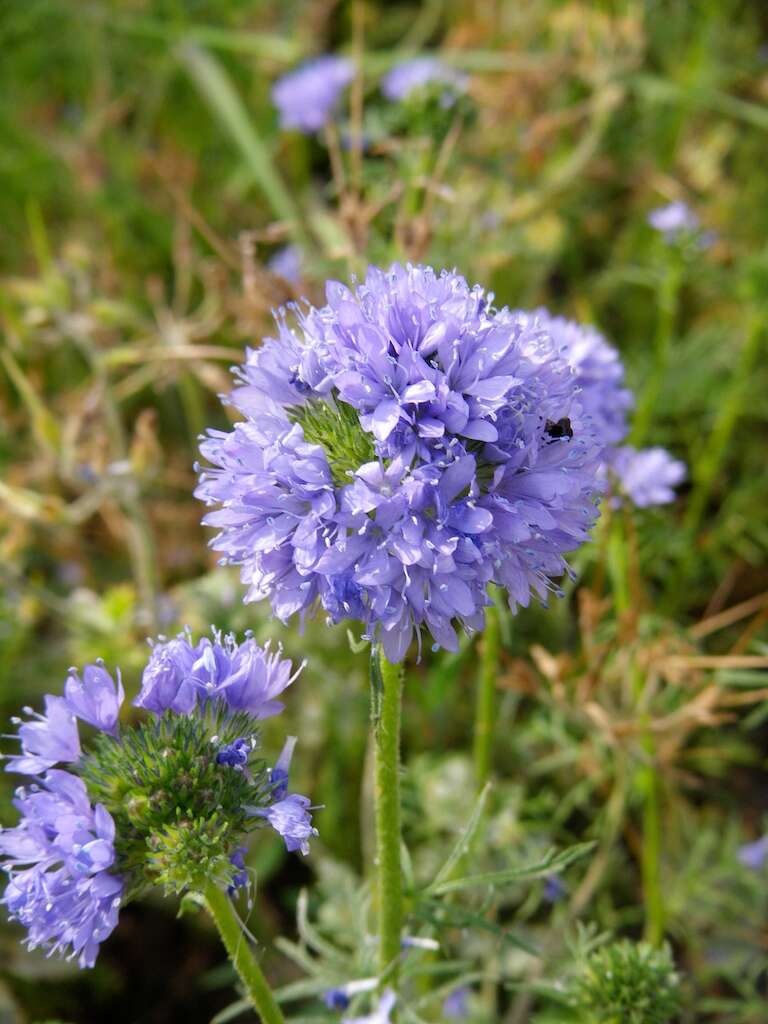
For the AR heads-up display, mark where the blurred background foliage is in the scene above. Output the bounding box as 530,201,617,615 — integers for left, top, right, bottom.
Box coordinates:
0,0,767,1021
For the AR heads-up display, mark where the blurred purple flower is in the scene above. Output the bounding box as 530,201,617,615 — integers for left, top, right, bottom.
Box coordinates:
543,874,568,903
0,769,123,968
648,201,699,241
5,696,81,776
135,630,302,718
268,244,302,284
737,834,768,871
382,57,467,106
443,985,469,1018
64,661,124,736
610,445,686,508
272,56,354,134
196,263,605,662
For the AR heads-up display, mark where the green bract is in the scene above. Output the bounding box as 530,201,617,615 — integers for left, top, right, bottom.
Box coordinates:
573,939,682,1024
79,704,271,897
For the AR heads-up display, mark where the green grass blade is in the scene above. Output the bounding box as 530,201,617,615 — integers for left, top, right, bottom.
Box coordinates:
178,42,310,247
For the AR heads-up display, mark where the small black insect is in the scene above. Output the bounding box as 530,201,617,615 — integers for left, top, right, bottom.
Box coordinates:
544,417,573,442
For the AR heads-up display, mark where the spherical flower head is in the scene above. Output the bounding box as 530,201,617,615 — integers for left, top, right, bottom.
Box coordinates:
0,769,123,967
610,445,686,508
382,57,467,106
196,262,605,661
272,56,354,134
3,644,317,967
135,629,302,718
522,309,633,449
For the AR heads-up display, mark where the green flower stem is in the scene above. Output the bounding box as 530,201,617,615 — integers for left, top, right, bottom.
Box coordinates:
473,596,501,785
204,883,286,1024
374,647,404,981
639,733,664,946
631,261,682,448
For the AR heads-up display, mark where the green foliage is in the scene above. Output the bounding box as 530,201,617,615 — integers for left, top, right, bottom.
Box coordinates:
572,939,681,1024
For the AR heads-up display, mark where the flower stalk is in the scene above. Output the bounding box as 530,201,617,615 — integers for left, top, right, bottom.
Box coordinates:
204,882,286,1024
473,594,501,785
373,646,404,981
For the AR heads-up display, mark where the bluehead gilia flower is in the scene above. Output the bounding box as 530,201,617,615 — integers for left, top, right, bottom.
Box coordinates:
443,985,470,1018
196,263,607,662
272,56,354,134
0,770,122,968
382,57,467,106
250,736,318,855
648,201,699,241
518,309,685,510
268,244,303,284
2,635,316,968
135,628,304,718
737,834,768,871
610,446,686,508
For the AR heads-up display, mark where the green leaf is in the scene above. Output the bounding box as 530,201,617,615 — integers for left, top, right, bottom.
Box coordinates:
178,43,310,248
427,782,491,893
425,842,596,897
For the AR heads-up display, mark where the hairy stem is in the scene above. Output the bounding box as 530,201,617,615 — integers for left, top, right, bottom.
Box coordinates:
473,597,501,785
204,883,286,1024
373,646,404,982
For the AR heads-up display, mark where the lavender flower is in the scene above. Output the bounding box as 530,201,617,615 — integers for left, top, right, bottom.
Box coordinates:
5,696,81,775
382,57,467,105
135,630,303,718
543,873,568,903
0,769,123,967
227,847,249,892
268,244,303,284
610,445,686,508
443,985,469,1018
648,201,699,241
255,794,317,855
343,989,397,1024
272,56,354,134
252,737,318,855
737,835,768,871
64,661,124,736
523,310,633,449
2,638,316,968
196,263,606,662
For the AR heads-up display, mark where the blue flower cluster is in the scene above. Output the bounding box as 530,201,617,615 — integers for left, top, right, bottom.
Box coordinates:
272,55,465,135
1,634,316,967
196,263,607,661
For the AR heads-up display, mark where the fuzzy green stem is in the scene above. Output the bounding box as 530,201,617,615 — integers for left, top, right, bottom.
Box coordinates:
204,883,286,1024
631,262,682,448
473,598,501,785
639,741,664,946
373,647,404,981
